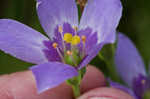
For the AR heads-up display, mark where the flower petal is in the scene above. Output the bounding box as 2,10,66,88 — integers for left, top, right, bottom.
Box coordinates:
0,19,49,64
78,28,98,56
79,0,122,43
78,43,105,69
30,62,78,93
43,41,61,62
132,74,150,99
36,0,78,39
115,33,146,87
109,80,138,99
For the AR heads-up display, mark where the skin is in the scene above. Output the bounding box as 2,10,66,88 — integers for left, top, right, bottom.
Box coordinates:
0,65,134,99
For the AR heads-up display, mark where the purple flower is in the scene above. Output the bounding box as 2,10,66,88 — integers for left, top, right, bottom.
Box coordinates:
0,0,122,93
111,33,150,99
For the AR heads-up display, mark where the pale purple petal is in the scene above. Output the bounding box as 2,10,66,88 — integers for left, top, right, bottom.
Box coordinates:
36,0,78,39
79,0,122,44
115,33,146,87
0,19,49,64
78,43,104,69
30,62,78,93
109,80,138,99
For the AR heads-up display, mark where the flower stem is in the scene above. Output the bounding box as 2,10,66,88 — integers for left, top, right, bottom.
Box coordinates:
66,77,81,98
106,59,120,82
98,53,120,82
66,68,86,98
98,43,121,82
72,84,80,98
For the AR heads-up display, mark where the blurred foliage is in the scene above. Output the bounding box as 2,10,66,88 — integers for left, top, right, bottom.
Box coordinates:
0,0,150,74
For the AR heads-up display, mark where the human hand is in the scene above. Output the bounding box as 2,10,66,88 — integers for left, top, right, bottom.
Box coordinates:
0,65,133,99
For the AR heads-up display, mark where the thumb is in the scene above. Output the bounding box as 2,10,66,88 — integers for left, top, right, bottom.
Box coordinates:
78,87,134,99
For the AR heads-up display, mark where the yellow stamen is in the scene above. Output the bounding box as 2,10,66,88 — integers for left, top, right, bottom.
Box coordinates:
142,80,146,84
71,35,80,45
63,33,73,43
81,35,86,43
52,42,58,49
58,26,63,33
66,50,72,55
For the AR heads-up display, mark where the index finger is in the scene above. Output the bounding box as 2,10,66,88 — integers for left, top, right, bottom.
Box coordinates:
0,71,73,99
0,65,106,99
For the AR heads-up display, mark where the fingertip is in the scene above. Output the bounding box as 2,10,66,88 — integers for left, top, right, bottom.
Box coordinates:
78,87,134,99
80,65,106,93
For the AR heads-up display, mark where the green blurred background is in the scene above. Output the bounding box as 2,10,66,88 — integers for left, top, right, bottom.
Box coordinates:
0,0,150,74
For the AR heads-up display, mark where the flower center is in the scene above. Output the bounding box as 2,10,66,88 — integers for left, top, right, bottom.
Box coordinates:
63,33,73,43
52,25,87,66
71,35,81,45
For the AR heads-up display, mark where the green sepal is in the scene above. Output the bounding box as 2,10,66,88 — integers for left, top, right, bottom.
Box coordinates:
66,67,86,98
64,55,74,66
66,67,86,86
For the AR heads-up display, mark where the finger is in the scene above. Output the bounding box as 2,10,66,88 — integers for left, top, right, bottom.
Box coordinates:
0,65,106,99
0,71,73,99
78,87,134,99
80,65,106,93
